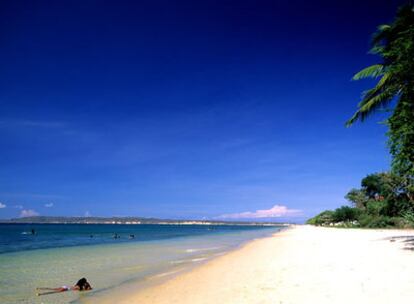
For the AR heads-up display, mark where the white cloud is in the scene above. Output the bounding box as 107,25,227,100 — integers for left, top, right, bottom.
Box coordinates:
14,205,23,209
20,209,40,217
0,202,6,208
44,202,54,208
217,204,302,219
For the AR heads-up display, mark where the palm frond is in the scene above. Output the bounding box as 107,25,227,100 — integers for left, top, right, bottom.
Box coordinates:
372,24,391,45
369,45,385,55
346,90,396,126
359,90,394,113
378,24,391,32
352,64,384,80
347,4,413,128
346,112,360,127
359,73,393,102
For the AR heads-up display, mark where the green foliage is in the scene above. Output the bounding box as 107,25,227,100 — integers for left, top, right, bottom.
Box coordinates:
366,200,387,216
332,206,361,222
306,210,334,225
361,173,386,198
308,5,414,229
382,195,413,217
307,207,360,226
402,211,414,222
360,172,413,217
388,98,414,182
402,211,414,228
357,214,398,228
347,5,414,181
347,5,414,125
360,172,403,199
352,64,384,80
345,188,368,209
307,171,414,228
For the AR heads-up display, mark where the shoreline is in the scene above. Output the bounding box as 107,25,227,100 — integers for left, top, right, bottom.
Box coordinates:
81,227,285,303
96,225,414,304
0,225,281,304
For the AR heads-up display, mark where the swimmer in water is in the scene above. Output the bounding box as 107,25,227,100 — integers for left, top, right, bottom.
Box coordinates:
36,278,92,296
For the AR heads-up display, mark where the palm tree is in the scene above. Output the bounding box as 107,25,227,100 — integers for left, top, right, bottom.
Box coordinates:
347,4,414,179
346,4,414,126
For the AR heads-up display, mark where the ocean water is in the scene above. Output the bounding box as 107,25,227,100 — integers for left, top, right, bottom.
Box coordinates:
0,223,282,303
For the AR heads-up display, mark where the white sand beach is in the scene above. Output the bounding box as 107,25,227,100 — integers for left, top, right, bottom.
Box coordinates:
105,225,414,304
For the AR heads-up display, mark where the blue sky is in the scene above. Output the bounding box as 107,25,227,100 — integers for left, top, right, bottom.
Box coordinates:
0,0,405,221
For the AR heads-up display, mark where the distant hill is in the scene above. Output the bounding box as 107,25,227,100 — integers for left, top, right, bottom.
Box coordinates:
0,216,288,226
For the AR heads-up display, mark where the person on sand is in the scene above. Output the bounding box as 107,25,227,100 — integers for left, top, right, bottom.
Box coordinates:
36,278,92,296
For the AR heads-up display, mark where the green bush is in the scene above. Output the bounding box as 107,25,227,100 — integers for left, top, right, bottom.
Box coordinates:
306,210,334,225
384,197,414,217
401,211,414,228
357,214,397,228
307,169,414,228
366,200,387,216
332,206,361,222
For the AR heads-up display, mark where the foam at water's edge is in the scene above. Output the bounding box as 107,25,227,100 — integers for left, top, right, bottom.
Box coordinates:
185,246,221,253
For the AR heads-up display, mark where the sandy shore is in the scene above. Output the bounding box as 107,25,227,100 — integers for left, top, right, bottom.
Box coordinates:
105,225,414,304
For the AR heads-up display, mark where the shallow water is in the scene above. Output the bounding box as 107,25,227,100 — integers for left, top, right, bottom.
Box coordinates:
0,224,281,303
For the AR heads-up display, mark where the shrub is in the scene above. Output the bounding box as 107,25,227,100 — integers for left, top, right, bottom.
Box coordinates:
401,211,414,228
366,200,387,216
384,196,414,217
345,188,369,209
357,214,396,228
306,210,334,226
332,206,361,222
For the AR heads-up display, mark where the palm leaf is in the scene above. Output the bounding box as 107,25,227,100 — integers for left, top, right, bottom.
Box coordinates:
352,64,384,80
369,44,385,55
359,90,394,113
346,89,396,126
378,24,391,31
372,24,392,45
359,73,393,102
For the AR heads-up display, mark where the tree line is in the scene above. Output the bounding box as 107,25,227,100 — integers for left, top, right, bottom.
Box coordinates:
308,4,414,228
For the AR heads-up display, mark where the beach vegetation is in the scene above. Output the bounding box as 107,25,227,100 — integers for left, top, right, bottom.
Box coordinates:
402,211,414,226
306,210,335,226
346,5,414,187
307,172,414,228
308,4,414,229
332,206,361,222
345,189,369,209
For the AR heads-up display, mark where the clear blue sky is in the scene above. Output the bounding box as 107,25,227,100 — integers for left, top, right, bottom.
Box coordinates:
0,0,406,221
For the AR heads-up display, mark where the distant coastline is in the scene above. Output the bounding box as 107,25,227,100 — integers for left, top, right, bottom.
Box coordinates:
0,216,288,226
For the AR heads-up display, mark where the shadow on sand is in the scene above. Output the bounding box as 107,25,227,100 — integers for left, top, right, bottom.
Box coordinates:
384,235,414,251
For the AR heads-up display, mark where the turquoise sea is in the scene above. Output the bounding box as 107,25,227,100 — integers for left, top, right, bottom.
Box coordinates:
0,223,282,303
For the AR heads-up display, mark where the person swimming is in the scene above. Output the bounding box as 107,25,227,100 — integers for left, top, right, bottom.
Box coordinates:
36,278,92,296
